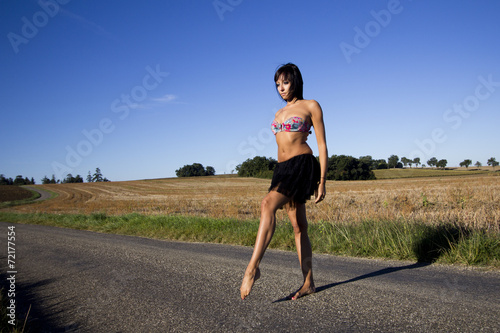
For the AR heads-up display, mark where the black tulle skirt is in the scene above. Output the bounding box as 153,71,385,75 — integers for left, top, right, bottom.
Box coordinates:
268,154,321,205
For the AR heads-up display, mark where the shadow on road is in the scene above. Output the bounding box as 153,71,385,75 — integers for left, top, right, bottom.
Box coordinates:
0,273,80,332
273,223,471,303
273,262,430,303
316,262,430,293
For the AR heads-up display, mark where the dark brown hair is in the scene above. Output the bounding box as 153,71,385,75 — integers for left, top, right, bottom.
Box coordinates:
274,63,304,100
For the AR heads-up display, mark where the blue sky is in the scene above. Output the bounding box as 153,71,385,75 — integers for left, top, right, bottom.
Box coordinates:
1,0,499,182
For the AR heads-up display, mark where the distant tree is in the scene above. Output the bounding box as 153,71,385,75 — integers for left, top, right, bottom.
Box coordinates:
459,159,472,168
475,161,482,168
413,157,421,168
360,157,388,170
236,156,277,178
63,174,74,183
359,155,374,169
10,175,34,185
13,175,25,186
0,174,11,185
427,157,438,168
436,159,448,169
387,155,399,169
85,168,109,182
177,163,203,177
401,157,409,168
63,174,84,183
205,166,216,176
41,176,50,184
375,160,388,169
327,155,375,181
93,168,104,182
487,157,499,169
176,163,216,177
50,174,59,184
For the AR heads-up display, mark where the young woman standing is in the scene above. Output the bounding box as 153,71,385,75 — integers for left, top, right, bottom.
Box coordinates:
240,63,328,300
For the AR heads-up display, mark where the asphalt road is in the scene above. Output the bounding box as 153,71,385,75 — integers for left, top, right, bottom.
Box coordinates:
23,186,52,201
1,222,499,332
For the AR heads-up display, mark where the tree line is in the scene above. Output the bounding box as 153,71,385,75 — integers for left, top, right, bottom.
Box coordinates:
0,174,35,186
0,168,109,185
367,155,498,170
233,155,499,181
235,155,375,181
4,155,498,185
42,168,109,184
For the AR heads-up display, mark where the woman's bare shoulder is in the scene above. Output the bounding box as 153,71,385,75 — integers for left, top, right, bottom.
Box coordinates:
302,99,323,115
303,99,320,106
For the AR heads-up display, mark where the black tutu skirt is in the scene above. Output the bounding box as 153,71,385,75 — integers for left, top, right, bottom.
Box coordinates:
268,154,321,205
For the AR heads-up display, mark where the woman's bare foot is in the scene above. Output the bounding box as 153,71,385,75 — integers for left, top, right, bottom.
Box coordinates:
240,267,261,300
288,283,315,300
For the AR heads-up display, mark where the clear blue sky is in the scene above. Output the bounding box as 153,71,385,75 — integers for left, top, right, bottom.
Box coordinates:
1,0,499,182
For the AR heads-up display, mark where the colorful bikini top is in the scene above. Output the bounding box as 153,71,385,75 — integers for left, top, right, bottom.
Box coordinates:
271,116,311,135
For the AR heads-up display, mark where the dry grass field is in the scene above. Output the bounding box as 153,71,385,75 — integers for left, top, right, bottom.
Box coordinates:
5,173,499,232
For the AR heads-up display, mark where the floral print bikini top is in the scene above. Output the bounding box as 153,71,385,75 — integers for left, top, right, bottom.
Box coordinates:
271,116,311,135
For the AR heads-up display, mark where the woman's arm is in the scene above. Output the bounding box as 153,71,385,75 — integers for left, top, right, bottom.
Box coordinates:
309,100,328,203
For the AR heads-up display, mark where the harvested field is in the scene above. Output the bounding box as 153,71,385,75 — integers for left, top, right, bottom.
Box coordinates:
0,185,35,202
4,174,499,232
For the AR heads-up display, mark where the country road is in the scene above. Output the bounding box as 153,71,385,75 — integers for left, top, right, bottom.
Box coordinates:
1,222,499,332
23,186,53,201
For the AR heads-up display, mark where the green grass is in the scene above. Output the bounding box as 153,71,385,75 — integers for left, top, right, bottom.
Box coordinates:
1,212,498,268
373,168,491,179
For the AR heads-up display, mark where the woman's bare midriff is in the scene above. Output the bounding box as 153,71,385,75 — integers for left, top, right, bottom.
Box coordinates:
275,132,313,162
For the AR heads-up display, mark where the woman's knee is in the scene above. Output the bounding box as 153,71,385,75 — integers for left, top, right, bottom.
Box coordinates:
260,195,275,214
289,206,308,234
261,192,287,214
292,220,308,235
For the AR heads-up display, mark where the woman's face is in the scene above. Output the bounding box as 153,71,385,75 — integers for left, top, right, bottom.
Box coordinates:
275,74,292,101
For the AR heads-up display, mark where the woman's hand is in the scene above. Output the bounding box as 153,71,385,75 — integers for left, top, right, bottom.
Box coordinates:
315,182,326,204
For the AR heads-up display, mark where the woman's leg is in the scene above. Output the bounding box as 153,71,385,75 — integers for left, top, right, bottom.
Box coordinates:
240,190,290,300
286,202,315,300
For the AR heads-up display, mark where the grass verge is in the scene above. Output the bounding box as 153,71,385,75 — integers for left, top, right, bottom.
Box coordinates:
1,212,498,268
373,168,492,179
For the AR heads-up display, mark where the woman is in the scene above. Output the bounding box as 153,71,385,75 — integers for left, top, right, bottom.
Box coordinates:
240,63,328,300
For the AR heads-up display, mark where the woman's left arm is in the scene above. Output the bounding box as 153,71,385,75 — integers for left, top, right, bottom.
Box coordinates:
309,100,328,203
